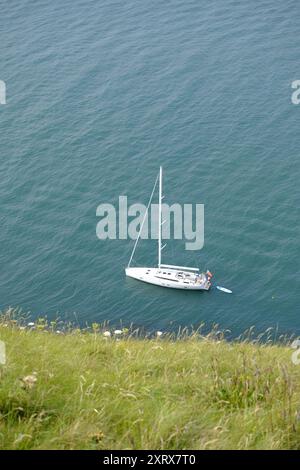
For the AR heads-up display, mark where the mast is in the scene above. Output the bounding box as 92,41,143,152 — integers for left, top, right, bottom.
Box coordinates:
158,166,162,267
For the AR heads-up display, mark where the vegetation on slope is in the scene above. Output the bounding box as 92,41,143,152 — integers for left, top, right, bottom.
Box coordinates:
0,312,300,450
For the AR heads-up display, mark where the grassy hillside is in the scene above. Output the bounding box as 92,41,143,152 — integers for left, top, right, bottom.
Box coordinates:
0,313,300,450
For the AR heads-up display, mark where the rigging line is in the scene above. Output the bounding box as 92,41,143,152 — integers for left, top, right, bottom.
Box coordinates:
127,172,159,268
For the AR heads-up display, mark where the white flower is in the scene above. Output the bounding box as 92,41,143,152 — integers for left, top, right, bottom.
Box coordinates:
20,374,37,389
28,322,35,327
114,329,122,335
19,326,26,331
103,331,111,337
156,331,163,337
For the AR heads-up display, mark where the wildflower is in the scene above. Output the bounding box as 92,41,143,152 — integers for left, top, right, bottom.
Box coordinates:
20,372,37,390
19,326,26,331
28,322,35,327
156,331,163,337
103,331,111,337
90,431,104,443
114,329,122,336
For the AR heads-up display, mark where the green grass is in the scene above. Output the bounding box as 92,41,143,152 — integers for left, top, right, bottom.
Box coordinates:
0,313,300,449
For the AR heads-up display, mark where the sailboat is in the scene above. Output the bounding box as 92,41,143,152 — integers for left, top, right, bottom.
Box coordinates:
125,167,212,291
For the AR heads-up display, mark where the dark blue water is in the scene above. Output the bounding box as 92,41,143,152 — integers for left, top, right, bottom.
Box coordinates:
1,0,300,336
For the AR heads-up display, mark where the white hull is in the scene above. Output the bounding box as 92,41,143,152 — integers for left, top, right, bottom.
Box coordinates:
125,167,212,293
126,267,211,291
